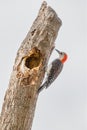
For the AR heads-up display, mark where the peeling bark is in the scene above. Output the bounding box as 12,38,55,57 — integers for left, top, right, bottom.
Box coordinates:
0,1,62,130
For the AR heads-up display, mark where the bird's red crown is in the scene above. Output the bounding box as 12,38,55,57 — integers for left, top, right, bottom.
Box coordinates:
61,53,68,63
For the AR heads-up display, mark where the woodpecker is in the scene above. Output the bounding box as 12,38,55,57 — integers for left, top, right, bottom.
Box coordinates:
38,49,68,93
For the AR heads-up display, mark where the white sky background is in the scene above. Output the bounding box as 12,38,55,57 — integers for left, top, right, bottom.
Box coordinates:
0,0,86,130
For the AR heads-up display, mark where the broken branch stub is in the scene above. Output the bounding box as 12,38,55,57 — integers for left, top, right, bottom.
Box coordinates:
0,1,62,130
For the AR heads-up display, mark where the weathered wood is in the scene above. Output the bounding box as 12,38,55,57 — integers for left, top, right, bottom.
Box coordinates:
0,1,62,130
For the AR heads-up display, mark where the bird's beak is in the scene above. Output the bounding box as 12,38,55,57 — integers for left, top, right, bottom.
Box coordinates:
55,49,61,54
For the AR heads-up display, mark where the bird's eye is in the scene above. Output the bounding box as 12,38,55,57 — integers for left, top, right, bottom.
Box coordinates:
60,52,63,55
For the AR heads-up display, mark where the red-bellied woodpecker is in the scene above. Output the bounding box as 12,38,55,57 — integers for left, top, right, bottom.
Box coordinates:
38,49,68,93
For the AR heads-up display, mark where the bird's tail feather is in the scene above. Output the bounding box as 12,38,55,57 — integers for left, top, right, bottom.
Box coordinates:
38,82,48,93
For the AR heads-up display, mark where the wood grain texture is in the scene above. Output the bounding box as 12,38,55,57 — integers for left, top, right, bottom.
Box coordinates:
0,1,62,130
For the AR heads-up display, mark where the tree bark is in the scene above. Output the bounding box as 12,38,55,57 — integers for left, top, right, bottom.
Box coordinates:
0,1,62,130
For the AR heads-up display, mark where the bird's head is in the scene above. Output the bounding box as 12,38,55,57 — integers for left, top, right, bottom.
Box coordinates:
55,49,68,63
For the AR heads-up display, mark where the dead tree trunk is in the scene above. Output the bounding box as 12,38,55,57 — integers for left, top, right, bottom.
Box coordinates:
0,1,62,130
